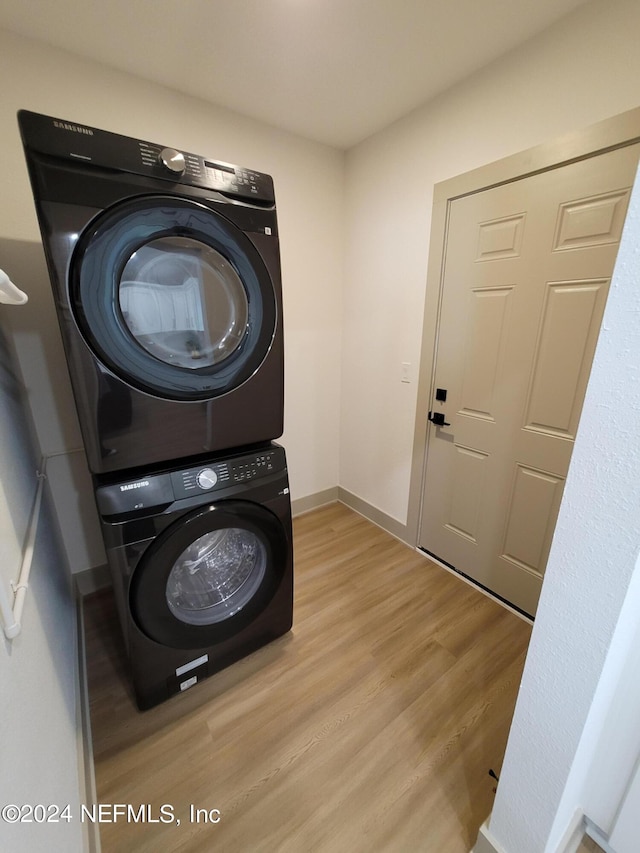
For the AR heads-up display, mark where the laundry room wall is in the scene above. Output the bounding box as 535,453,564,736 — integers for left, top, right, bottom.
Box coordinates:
0,28,344,574
0,317,84,853
340,0,640,533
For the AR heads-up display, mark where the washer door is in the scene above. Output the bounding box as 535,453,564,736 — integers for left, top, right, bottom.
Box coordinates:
70,196,277,401
130,501,288,649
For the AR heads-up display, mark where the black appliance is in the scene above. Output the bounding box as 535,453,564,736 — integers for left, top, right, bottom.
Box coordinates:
95,443,293,710
18,110,284,474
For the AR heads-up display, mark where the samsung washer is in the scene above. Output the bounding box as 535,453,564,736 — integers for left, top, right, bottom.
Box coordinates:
95,443,293,710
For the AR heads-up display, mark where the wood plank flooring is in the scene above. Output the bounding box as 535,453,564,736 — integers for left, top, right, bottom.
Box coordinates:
576,835,606,853
84,503,531,852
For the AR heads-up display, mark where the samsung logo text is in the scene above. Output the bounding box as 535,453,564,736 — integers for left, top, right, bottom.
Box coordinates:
120,481,150,492
53,120,94,136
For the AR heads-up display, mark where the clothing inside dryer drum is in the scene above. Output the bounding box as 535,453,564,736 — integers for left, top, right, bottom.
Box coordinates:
166,527,267,625
119,236,249,369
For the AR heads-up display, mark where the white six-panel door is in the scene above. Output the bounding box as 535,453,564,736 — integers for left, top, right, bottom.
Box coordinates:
419,142,640,615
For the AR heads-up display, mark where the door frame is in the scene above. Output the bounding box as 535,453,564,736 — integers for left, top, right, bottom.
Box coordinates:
407,106,640,549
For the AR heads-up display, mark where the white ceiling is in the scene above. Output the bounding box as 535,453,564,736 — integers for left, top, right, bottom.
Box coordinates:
0,0,589,149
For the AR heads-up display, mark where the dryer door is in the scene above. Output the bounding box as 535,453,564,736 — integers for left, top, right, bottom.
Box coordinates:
70,196,277,401
130,501,289,649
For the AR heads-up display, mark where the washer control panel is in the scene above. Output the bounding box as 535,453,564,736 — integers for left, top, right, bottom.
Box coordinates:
170,449,277,499
171,462,230,498
95,447,283,516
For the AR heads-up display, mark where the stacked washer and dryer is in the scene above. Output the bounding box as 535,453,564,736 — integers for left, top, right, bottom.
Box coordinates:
19,110,293,710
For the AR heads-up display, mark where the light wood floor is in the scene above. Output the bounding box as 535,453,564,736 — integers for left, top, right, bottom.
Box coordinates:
576,835,606,853
84,503,531,852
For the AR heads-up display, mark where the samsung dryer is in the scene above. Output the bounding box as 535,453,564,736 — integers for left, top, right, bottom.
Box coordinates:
95,443,293,710
19,110,284,474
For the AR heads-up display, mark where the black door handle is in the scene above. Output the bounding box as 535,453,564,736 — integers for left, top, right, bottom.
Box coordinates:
428,411,451,427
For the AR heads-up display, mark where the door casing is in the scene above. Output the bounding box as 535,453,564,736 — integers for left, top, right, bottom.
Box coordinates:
407,107,640,553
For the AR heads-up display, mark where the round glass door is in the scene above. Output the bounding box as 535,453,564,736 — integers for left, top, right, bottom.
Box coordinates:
71,196,277,400
119,236,249,371
130,501,288,649
165,527,266,625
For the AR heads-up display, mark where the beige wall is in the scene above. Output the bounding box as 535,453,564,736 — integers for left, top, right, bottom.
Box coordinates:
341,0,640,527
0,321,83,853
0,28,344,572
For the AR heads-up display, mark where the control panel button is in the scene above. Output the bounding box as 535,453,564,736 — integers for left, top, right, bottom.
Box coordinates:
159,147,186,174
196,468,218,490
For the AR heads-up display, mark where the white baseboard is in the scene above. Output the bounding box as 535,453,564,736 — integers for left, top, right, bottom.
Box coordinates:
551,809,587,853
76,595,101,853
74,563,111,597
291,487,339,517
291,487,409,544
471,811,592,853
585,819,615,853
472,820,507,853
337,487,410,544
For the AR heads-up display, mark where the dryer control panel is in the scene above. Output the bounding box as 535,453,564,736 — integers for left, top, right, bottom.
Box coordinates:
18,109,275,204
95,447,284,516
